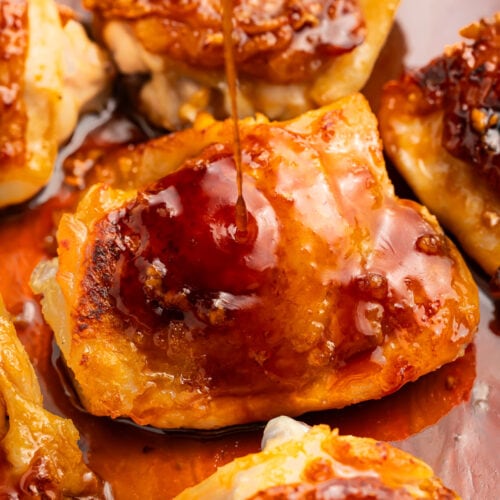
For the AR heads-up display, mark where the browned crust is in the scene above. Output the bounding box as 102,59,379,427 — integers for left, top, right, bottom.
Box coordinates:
378,15,500,277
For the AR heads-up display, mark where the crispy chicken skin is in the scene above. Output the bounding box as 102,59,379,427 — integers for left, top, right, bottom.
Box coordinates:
0,0,111,209
379,14,500,278
83,0,399,129
32,94,478,430
176,416,459,499
0,295,105,497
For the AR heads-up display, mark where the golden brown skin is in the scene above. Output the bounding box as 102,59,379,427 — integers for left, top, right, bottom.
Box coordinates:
175,416,459,499
32,94,478,430
0,295,106,497
83,0,399,128
379,14,500,277
0,0,111,209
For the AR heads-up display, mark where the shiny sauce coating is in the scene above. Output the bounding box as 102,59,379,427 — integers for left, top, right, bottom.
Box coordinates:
407,17,500,188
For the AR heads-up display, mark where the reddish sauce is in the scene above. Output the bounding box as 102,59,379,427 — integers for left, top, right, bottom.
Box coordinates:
406,17,500,188
108,155,269,333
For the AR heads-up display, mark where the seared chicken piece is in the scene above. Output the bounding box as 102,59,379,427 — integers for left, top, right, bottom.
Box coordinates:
176,416,459,499
32,94,478,430
83,0,399,129
379,14,500,278
0,0,111,208
0,295,105,497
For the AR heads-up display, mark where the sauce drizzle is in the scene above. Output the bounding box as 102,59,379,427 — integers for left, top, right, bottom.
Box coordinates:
222,0,248,239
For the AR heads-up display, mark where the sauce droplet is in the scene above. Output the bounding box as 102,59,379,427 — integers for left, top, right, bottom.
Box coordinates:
222,0,248,239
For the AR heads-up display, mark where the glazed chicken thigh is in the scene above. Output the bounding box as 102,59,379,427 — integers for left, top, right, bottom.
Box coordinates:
32,94,478,429
379,14,500,279
0,295,104,496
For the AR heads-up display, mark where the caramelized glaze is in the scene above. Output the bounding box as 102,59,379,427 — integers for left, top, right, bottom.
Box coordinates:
405,17,500,189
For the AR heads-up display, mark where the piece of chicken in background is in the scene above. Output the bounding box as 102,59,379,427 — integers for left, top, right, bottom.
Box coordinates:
379,14,500,286
0,0,112,209
82,0,399,130
176,416,459,499
0,295,109,497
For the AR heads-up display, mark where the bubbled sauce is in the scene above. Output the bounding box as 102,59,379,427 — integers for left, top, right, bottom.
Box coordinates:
79,117,470,398
406,17,500,189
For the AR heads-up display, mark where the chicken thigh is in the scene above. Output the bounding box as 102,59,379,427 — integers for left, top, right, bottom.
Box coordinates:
32,94,478,429
379,14,500,278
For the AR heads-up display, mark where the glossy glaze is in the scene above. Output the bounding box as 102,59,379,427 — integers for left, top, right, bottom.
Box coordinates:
59,97,478,432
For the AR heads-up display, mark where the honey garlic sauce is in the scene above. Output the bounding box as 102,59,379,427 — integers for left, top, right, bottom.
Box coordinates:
221,0,248,235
